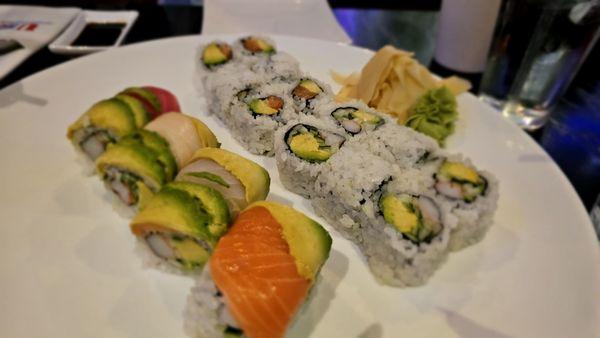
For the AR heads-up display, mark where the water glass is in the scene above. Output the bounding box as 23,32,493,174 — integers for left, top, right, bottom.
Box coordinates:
479,0,600,130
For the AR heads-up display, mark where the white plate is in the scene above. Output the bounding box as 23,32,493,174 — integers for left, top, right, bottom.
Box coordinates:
1,35,598,338
48,10,138,55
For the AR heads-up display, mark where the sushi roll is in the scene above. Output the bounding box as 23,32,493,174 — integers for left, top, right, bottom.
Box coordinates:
130,181,231,272
176,148,270,217
67,86,181,163
228,80,299,155
144,113,220,169
95,113,219,214
67,98,139,162
185,201,332,338
310,148,395,243
289,76,334,115
274,116,346,198
119,86,182,119
204,68,267,121
95,130,177,214
195,41,237,91
250,51,301,80
427,155,499,251
314,99,388,136
357,178,456,287
233,36,277,66
350,123,440,170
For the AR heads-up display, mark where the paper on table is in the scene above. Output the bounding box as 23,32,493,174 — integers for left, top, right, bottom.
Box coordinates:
201,0,351,44
0,5,80,81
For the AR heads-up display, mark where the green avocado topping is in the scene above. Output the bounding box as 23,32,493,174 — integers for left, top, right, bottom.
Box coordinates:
406,86,458,146
185,171,230,188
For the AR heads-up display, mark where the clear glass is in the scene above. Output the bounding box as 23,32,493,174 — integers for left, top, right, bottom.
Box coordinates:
479,0,600,130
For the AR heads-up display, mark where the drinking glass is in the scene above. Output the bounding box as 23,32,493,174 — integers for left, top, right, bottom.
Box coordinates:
479,0,600,130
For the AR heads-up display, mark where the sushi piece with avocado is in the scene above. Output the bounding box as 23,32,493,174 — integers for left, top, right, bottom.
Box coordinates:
330,106,385,135
314,100,386,136
130,181,231,272
202,42,233,68
67,86,181,164
231,36,278,68
359,179,454,286
434,160,488,203
428,156,499,251
96,130,177,214
290,76,334,115
227,80,299,156
176,148,270,217
95,113,219,214
184,201,331,338
144,113,220,169
240,36,275,54
274,117,346,198
378,192,443,244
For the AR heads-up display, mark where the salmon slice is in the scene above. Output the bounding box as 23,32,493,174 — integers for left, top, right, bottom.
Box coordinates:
210,206,310,338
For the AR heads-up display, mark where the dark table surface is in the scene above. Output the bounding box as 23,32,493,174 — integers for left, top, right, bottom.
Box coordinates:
2,2,599,212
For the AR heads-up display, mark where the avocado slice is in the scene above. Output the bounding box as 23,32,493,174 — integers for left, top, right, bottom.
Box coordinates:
120,87,162,116
379,193,442,244
120,130,178,181
96,141,166,192
68,98,137,141
202,42,232,67
289,133,332,162
249,201,332,282
352,110,384,126
248,96,282,116
439,161,480,184
131,185,215,244
170,234,211,269
241,37,275,54
168,181,231,237
187,148,270,204
115,94,150,128
285,124,341,163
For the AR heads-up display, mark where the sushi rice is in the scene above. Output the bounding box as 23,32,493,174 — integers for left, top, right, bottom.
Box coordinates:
195,35,499,288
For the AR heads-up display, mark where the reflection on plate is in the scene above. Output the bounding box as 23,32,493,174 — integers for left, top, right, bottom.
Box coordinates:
0,35,598,338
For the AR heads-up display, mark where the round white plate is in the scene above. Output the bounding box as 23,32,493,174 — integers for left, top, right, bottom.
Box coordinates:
1,35,598,338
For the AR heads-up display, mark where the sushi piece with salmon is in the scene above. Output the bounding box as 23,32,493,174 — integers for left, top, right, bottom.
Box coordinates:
67,86,181,164
185,201,332,338
176,148,270,217
130,181,231,272
95,113,219,215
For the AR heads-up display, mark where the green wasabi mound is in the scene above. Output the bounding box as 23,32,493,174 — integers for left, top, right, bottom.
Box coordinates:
405,86,458,146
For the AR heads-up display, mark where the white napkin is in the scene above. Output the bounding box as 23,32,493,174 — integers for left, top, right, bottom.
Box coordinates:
201,0,351,44
0,5,80,81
